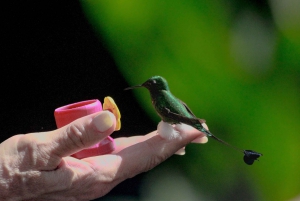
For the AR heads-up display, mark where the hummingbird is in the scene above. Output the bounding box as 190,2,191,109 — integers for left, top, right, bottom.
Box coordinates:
125,75,262,165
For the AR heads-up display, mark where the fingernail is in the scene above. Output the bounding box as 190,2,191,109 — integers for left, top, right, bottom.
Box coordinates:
202,123,209,130
175,147,186,155
93,111,113,132
192,136,208,144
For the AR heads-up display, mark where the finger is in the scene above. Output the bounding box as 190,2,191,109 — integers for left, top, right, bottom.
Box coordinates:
112,132,157,153
50,110,116,157
114,127,206,180
192,122,209,143
71,136,115,159
175,147,186,155
202,122,209,130
174,123,209,144
42,111,116,169
192,136,208,143
78,128,206,195
113,124,208,154
113,121,209,151
113,131,207,154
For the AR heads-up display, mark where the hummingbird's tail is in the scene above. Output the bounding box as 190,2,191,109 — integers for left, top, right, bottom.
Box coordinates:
160,107,262,165
191,119,245,153
205,131,244,153
196,125,212,137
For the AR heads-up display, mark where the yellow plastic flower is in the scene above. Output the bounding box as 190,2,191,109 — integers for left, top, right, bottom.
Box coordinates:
103,96,121,131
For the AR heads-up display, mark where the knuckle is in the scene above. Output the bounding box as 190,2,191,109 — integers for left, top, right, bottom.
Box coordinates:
65,124,88,149
18,134,51,169
7,170,42,198
17,135,39,165
89,161,119,184
137,140,169,174
145,153,166,172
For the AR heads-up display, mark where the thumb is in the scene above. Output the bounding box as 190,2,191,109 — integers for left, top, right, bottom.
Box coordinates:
45,111,116,167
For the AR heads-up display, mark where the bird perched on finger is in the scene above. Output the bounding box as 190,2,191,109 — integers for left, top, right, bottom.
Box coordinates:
125,75,262,165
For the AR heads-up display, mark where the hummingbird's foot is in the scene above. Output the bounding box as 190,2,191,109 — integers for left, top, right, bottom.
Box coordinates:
157,121,180,140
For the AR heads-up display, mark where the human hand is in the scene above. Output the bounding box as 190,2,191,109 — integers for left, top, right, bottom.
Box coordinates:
0,111,207,201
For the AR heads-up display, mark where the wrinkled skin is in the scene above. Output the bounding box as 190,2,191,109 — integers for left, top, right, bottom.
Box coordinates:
0,111,207,201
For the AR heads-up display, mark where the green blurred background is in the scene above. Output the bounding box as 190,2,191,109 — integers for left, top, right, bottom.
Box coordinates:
80,1,300,201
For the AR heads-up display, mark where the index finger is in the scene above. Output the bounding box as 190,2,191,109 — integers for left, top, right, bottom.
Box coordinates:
117,127,206,178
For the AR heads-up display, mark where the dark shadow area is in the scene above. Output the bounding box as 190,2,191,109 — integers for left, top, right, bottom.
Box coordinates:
1,1,155,199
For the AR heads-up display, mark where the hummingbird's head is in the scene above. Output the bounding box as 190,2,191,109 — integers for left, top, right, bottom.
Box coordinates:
124,76,170,92
142,76,169,91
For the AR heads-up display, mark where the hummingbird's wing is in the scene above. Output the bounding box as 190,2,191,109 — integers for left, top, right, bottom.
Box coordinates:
160,107,210,134
177,98,206,124
177,98,196,117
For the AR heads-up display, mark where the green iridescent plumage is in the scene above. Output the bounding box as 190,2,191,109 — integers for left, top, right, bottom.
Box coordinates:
125,75,262,165
141,76,208,133
125,76,206,132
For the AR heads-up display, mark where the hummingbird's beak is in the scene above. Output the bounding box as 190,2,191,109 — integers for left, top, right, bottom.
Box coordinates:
124,85,143,90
